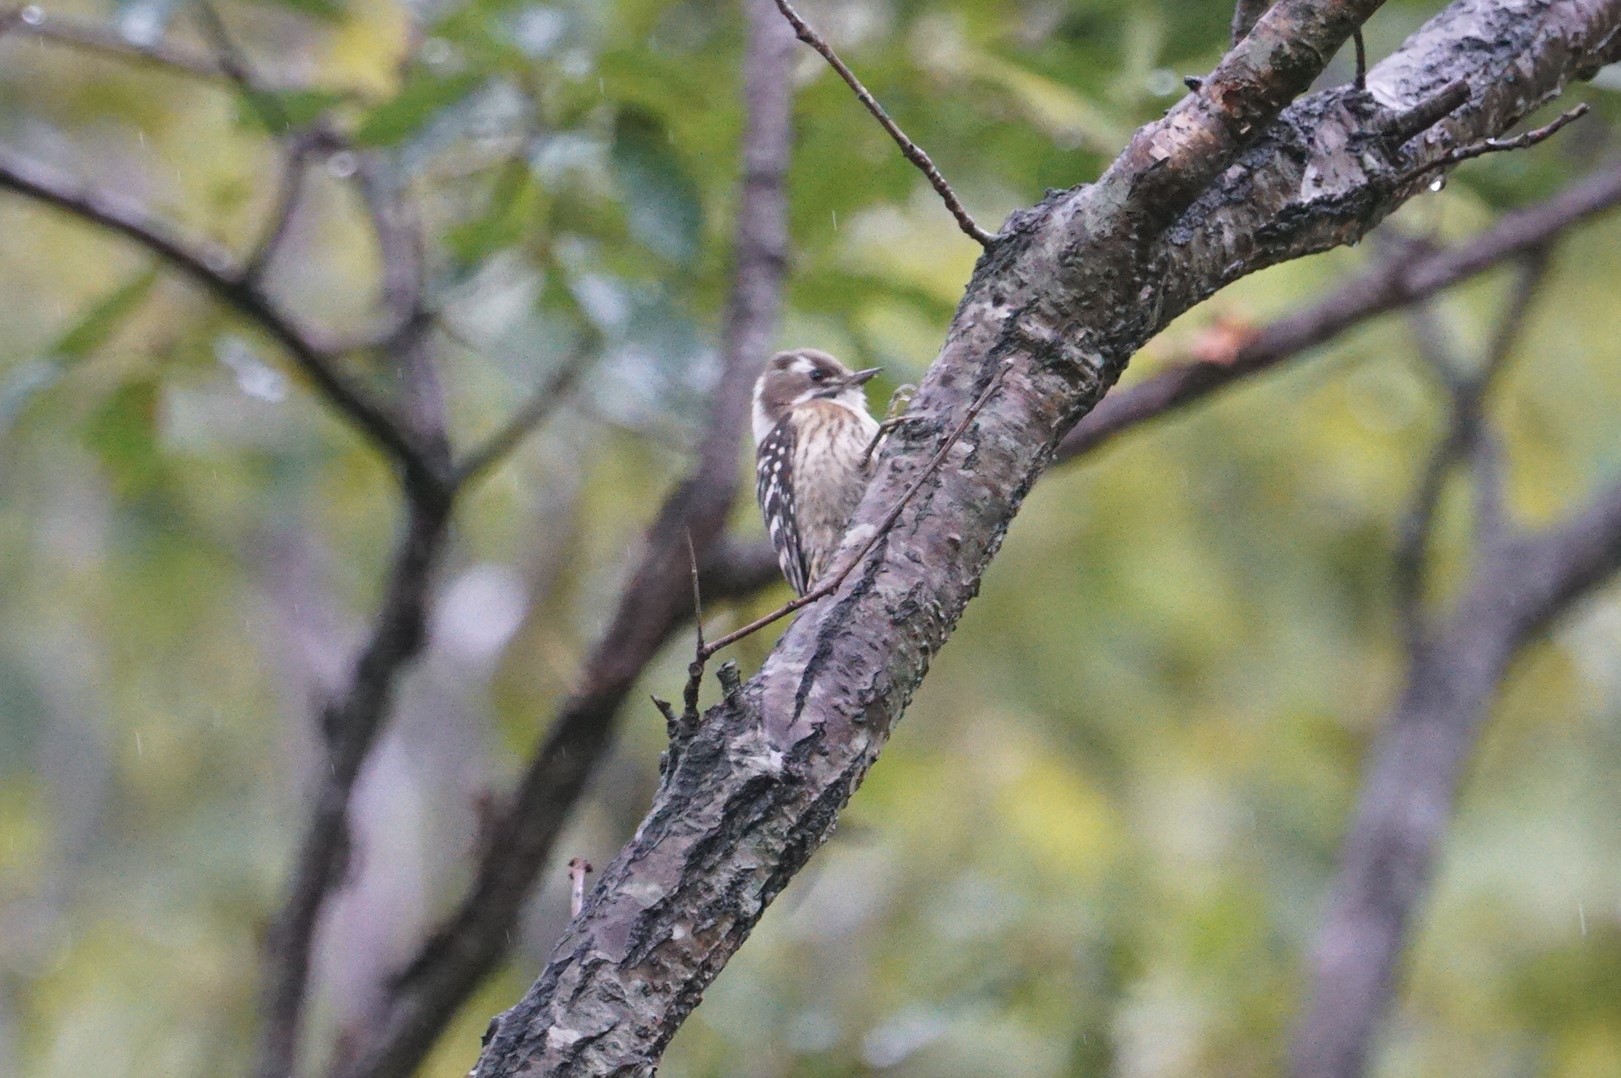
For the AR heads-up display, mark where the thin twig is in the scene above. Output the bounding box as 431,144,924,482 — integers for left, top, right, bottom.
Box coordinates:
192,0,291,133
452,346,597,488
1399,104,1590,187
1393,250,1550,646
772,0,994,248
6,6,231,79
1352,29,1367,91
681,532,707,727
243,134,316,282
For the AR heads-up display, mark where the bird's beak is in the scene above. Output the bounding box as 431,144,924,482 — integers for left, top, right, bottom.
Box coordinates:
846,367,882,386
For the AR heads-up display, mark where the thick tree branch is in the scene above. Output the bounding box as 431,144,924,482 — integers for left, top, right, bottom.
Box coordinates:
475,0,1550,1071
1056,158,1621,461
705,159,1621,601
1292,474,1621,1078
332,4,798,1076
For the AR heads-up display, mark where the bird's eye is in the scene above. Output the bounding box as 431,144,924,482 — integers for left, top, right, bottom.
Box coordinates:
808,369,827,383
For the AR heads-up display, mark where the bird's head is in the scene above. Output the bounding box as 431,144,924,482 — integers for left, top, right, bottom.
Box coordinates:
752,349,880,443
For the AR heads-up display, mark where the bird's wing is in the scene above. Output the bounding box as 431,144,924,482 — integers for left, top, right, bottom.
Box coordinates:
756,418,810,595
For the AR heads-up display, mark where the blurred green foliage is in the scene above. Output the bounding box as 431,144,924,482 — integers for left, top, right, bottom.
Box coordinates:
1,1,1620,1076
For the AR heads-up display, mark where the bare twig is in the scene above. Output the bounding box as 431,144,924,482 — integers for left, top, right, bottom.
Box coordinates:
5,6,232,80
679,532,707,728
453,345,597,488
1392,250,1549,644
1399,104,1590,188
1353,28,1367,90
192,0,291,133
772,0,994,248
244,134,316,281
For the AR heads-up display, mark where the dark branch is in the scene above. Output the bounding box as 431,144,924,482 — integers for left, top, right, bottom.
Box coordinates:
772,0,994,248
1293,455,1621,1078
256,495,453,1078
192,0,291,133
4,5,233,80
1398,103,1590,188
1057,158,1621,462
332,4,799,1075
453,346,597,489
0,144,441,491
1393,247,1548,659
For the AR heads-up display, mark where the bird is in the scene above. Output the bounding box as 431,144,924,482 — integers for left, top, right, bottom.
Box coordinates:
752,349,882,596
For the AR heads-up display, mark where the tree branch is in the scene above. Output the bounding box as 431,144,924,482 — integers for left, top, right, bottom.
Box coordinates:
452,344,598,489
476,0,1584,1070
0,144,443,492
255,494,453,1078
332,4,799,1075
1055,158,1621,462
1292,474,1621,1078
772,0,994,247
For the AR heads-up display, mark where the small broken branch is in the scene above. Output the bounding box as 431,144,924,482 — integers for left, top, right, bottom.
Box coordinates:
772,0,994,248
566,859,593,919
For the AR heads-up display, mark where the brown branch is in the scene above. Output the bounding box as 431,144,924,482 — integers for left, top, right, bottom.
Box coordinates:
1392,249,1549,645
1056,158,1621,463
330,4,799,1075
772,0,994,248
256,494,453,1078
1292,468,1621,1078
3,5,232,80
0,144,443,493
192,0,291,133
1398,103,1590,188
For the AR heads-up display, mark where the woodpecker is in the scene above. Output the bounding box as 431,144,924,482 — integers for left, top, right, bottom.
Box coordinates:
753,349,882,596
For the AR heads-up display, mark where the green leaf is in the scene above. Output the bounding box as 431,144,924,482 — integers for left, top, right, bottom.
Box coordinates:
354,71,484,146
51,271,160,361
244,0,344,21
610,109,703,266
84,379,163,495
0,271,159,433
267,89,348,130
